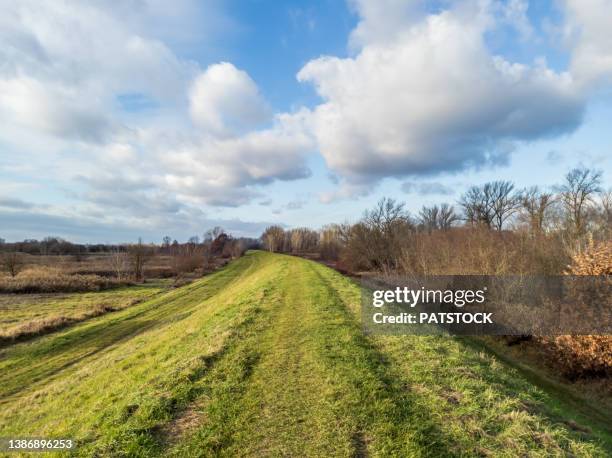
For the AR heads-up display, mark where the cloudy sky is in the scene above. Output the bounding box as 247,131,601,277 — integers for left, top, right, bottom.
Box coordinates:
1,0,611,243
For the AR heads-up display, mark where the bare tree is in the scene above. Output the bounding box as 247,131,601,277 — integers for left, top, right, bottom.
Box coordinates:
108,248,128,280
204,226,224,243
262,226,285,252
353,198,414,270
599,188,612,226
488,181,521,231
460,181,519,230
557,167,602,235
520,186,555,233
364,198,409,231
2,252,23,277
289,228,319,253
419,205,439,232
438,203,458,230
459,185,494,228
127,238,154,282
419,203,458,231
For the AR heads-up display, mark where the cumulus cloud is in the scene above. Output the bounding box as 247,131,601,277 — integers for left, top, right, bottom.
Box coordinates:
0,0,314,238
298,0,585,191
0,1,196,143
563,0,612,87
298,0,584,190
189,62,272,136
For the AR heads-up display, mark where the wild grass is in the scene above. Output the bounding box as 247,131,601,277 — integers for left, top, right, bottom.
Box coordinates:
0,252,608,456
0,280,170,345
0,266,132,294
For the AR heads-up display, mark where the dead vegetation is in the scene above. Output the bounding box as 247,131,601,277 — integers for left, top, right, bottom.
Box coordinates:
534,240,612,379
0,266,132,294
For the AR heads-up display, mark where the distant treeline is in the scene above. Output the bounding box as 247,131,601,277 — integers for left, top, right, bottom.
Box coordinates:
0,229,261,257
261,166,611,275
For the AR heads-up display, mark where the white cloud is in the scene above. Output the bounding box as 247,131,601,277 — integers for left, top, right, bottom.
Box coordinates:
298,1,585,192
0,0,314,229
563,0,612,88
348,0,427,48
189,62,272,136
0,0,196,144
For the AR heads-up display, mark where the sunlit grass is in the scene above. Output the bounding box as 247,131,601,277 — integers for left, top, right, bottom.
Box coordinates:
0,252,609,457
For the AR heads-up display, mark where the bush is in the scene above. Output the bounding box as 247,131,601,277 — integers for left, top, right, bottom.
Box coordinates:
0,266,132,293
397,228,569,275
537,335,612,379
534,239,612,379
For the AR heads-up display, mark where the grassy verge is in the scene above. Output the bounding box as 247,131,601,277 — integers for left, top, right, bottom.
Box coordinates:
0,251,609,456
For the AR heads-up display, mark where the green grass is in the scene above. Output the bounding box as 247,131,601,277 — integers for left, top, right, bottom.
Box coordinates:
0,280,171,342
0,251,609,457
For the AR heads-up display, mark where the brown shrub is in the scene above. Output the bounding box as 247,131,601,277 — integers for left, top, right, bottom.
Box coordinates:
535,239,612,379
0,266,132,293
397,228,569,275
566,239,612,275
538,335,612,379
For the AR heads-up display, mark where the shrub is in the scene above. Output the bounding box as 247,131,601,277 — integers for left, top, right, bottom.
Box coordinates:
535,239,612,379
538,335,612,379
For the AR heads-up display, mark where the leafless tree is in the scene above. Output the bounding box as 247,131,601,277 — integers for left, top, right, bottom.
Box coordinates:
419,203,458,231
2,252,23,277
127,238,154,282
460,185,494,228
364,198,409,231
108,248,128,280
438,203,459,230
520,186,555,233
460,181,520,230
599,188,612,225
262,226,285,252
350,198,414,270
488,181,521,231
289,228,319,253
557,167,602,235
204,226,224,242
419,205,439,232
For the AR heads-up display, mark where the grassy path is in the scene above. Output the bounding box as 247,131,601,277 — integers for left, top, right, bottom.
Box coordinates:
0,251,609,457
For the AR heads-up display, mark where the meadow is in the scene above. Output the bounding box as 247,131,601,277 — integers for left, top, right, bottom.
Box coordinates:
0,280,171,345
0,251,609,456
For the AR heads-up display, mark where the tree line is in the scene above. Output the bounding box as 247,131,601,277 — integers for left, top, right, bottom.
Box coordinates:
261,166,610,274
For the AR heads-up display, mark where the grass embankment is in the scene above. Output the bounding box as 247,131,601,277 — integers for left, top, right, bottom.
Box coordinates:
0,280,171,345
0,251,609,456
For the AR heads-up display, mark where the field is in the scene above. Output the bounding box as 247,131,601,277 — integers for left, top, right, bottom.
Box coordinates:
0,251,610,456
0,280,171,345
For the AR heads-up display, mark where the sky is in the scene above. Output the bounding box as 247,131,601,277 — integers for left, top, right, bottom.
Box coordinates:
0,0,611,243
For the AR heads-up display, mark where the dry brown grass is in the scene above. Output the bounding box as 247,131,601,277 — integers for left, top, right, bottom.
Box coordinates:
396,228,569,275
0,266,132,293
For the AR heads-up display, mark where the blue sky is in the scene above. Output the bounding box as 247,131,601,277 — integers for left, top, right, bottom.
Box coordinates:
0,0,611,243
